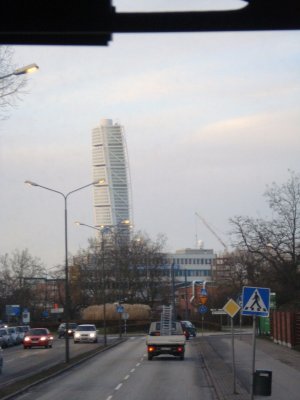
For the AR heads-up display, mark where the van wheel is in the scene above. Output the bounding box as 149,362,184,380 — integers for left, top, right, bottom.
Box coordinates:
148,354,153,360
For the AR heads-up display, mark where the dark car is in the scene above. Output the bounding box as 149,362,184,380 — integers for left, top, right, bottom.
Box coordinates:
15,326,30,343
180,322,190,340
181,321,197,337
0,346,3,374
57,322,78,338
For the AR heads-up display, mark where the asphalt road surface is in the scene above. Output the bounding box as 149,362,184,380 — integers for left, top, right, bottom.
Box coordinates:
12,336,217,400
0,335,115,387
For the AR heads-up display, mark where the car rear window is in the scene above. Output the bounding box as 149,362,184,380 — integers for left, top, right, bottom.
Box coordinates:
77,325,95,331
28,329,47,335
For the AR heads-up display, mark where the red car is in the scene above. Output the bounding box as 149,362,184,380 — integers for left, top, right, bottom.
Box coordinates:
23,328,54,349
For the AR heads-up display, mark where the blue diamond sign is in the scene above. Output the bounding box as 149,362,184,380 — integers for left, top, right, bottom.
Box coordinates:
242,286,270,317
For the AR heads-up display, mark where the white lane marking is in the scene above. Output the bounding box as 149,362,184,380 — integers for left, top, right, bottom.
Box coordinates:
136,362,141,367
106,396,113,400
115,383,123,391
124,375,130,380
130,368,135,373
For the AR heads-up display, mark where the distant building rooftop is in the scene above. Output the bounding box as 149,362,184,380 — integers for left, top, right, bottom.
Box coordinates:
174,248,214,255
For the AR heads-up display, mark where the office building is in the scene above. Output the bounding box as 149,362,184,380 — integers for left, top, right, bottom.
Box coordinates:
167,248,215,283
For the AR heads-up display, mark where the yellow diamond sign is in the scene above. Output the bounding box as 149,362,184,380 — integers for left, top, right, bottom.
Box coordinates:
223,298,240,318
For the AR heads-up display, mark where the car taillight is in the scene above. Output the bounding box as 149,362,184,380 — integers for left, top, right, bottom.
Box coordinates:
148,346,156,353
177,346,183,352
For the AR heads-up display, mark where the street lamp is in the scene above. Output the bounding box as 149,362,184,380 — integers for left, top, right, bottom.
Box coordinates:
75,222,109,346
75,220,130,344
0,63,39,80
24,178,104,363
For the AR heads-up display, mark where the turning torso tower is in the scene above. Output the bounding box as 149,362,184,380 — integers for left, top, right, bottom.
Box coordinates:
91,118,131,236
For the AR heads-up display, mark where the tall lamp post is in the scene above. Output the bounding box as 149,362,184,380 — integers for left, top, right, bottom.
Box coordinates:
0,63,39,80
25,179,104,363
75,220,130,345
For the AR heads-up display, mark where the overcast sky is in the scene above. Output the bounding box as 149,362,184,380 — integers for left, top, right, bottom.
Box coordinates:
1,1,300,270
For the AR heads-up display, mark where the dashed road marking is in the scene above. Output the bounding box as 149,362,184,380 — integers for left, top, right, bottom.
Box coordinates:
130,368,135,373
124,375,130,380
115,383,123,391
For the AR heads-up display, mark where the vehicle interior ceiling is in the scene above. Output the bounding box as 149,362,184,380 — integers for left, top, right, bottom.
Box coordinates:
1,1,300,46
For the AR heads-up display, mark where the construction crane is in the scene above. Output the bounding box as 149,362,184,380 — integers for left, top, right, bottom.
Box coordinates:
195,212,228,251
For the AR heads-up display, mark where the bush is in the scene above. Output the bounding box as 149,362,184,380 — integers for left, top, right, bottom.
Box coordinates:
81,303,151,321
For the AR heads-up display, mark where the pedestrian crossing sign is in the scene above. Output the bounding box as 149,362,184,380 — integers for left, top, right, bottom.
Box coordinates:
242,286,270,317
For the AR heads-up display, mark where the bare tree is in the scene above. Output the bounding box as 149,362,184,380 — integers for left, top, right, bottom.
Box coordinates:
230,171,300,306
0,249,45,320
0,46,27,119
71,232,169,312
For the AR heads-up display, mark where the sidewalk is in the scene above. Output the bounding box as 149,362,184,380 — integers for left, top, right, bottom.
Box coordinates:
195,332,300,400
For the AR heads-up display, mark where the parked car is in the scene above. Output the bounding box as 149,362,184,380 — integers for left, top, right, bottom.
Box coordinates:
23,328,54,349
0,346,3,374
180,322,190,340
181,321,197,337
0,328,13,348
16,326,30,343
7,327,22,345
74,324,98,343
57,322,78,338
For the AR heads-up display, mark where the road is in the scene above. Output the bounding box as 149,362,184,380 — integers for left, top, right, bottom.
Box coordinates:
0,335,117,387
10,336,217,400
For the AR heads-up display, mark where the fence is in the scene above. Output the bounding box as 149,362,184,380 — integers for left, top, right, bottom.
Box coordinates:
270,310,300,348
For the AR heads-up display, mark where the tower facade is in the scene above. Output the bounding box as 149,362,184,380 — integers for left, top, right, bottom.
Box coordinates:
92,119,131,232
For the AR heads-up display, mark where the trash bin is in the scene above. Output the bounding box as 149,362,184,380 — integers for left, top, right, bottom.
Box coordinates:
253,370,272,396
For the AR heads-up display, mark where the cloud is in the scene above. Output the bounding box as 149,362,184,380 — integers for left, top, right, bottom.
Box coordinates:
189,108,300,146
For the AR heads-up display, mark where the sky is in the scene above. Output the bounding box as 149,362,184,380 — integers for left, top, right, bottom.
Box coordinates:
1,1,300,270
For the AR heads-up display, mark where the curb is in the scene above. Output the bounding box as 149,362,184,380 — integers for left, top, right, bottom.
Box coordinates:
193,339,225,400
194,337,249,400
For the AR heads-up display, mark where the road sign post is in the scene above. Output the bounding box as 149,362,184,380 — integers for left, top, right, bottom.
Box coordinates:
198,305,208,336
223,298,241,395
116,305,125,338
242,287,271,400
122,312,129,336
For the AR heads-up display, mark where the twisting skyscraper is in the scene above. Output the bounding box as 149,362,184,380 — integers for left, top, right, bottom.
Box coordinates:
92,118,132,234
